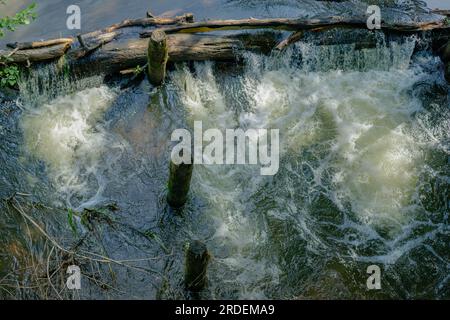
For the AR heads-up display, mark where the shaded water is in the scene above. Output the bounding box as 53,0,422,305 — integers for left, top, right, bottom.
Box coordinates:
0,1,449,300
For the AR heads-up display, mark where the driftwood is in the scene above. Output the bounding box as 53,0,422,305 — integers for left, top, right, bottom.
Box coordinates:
185,241,210,291
1,11,449,79
147,30,169,86
0,13,196,64
74,13,195,58
140,16,449,37
80,14,194,40
0,42,72,63
71,32,119,59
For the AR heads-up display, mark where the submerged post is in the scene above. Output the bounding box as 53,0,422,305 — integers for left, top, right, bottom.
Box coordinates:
185,241,211,292
147,30,168,86
167,158,193,208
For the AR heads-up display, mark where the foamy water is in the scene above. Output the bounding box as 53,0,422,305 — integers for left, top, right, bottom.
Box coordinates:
167,35,449,297
20,86,128,209
15,33,449,298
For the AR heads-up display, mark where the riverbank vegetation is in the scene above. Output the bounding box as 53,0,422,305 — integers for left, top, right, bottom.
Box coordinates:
0,1,36,88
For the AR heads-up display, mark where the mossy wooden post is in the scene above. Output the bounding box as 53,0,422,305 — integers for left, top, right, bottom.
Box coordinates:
147,30,168,86
167,158,193,208
185,241,210,292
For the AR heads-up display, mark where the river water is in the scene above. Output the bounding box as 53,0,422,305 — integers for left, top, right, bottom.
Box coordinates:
0,0,449,299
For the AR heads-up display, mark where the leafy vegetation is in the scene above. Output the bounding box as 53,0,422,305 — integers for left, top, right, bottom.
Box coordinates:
0,63,19,87
0,1,37,88
445,17,450,26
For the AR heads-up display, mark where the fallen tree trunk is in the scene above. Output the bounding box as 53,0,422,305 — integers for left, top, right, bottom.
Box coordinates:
140,16,449,37
275,31,304,50
0,42,72,63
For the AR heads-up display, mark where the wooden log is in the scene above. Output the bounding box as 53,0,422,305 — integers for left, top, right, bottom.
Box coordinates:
431,9,450,17
0,42,72,63
69,32,119,59
445,63,450,83
185,241,210,292
276,27,381,50
81,13,195,40
167,157,193,208
69,33,280,76
140,16,448,37
147,30,169,86
6,38,73,50
2,13,446,74
275,31,303,50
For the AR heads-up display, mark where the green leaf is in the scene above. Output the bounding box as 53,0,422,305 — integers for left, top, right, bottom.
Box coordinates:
67,209,78,235
0,2,37,39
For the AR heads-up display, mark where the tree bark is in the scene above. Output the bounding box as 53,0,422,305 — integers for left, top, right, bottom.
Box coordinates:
6,38,73,50
69,33,280,76
140,16,448,37
147,30,169,86
81,13,195,39
167,158,193,208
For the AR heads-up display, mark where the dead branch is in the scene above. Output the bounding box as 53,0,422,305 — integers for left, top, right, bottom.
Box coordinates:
7,38,74,50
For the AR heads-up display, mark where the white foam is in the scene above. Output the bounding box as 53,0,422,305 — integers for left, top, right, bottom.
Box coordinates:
21,86,122,209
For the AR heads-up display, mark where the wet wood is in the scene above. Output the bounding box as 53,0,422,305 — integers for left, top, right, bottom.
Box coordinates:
445,63,450,83
81,14,195,40
69,32,119,59
167,158,193,208
2,12,447,77
72,13,195,60
431,9,450,17
185,241,210,292
147,30,169,86
0,42,72,63
275,31,303,50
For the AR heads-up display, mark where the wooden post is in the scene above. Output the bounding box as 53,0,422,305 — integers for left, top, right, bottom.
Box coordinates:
185,241,210,292
167,159,193,208
445,63,450,83
147,30,168,86
183,13,195,23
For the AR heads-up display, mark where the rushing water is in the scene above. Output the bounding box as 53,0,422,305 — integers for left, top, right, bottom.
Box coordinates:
0,1,449,300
